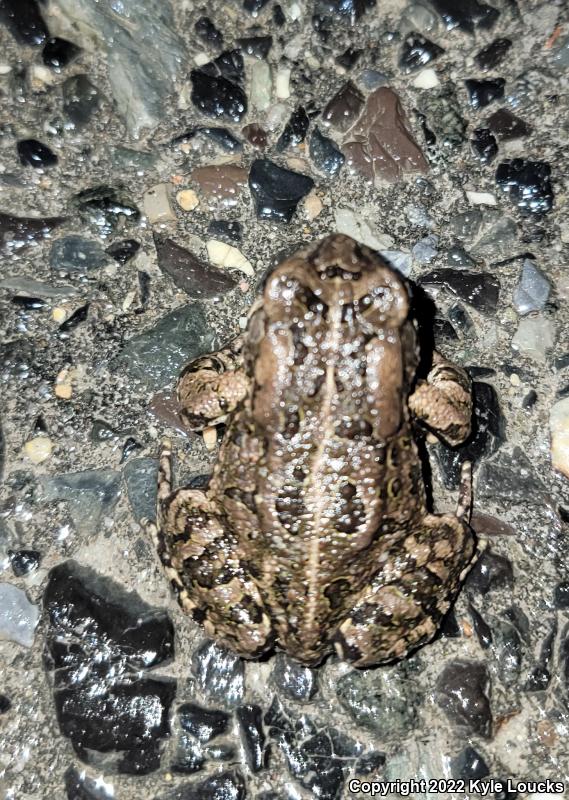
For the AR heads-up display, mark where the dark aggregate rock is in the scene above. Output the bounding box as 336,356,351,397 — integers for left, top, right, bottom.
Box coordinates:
419,270,499,314
446,247,476,269
465,79,505,110
44,561,176,774
17,138,58,169
172,732,235,774
40,468,121,535
72,185,140,236
355,751,386,775
270,653,318,702
399,33,444,71
194,16,223,48
8,548,40,577
273,4,286,25
123,457,158,524
309,127,345,177
237,35,272,59
417,85,467,148
179,702,229,742
336,668,417,735
495,159,553,216
432,382,504,490
236,704,266,772
62,74,101,129
440,608,461,638
486,109,531,140
154,236,238,300
451,746,490,780
171,126,243,153
242,123,267,149
475,38,512,71
314,0,375,21
191,641,245,708
470,512,515,538
477,447,548,505
120,437,142,463
435,661,492,738
491,619,523,686
526,622,556,692
321,80,364,133
243,0,270,15
49,235,110,273
112,304,215,391
276,106,310,151
156,770,246,800
191,52,247,123
465,550,514,595
64,766,113,799
207,219,242,243
336,46,362,70
469,604,492,649
42,36,81,70
447,303,473,332
431,0,499,33
0,695,11,713
554,582,569,609
249,159,314,223
470,127,498,163
522,389,537,409
0,211,65,254
10,296,46,310
58,304,89,333
105,239,140,265
0,0,48,45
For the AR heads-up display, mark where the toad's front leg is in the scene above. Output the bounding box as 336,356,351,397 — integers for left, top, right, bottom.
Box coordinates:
149,441,275,659
408,351,472,446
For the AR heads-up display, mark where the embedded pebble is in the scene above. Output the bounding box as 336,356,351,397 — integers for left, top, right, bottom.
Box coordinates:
50,235,110,273
399,33,444,71
143,183,176,224
249,159,314,223
192,641,245,708
466,191,496,206
309,127,345,176
0,212,66,254
191,164,247,203
156,235,239,298
412,68,440,88
549,398,569,478
206,239,253,276
62,73,101,128
276,106,310,151
511,316,555,362
275,66,291,99
322,80,364,133
304,192,323,220
475,38,512,71
512,260,551,315
435,661,492,738
17,139,58,169
0,583,39,647
42,36,81,70
465,78,505,110
250,60,272,110
496,159,553,216
23,436,53,463
176,189,200,211
40,468,121,534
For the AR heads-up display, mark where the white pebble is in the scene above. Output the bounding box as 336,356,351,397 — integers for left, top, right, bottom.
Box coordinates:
466,191,497,206
0,583,39,647
206,240,254,277
412,68,440,89
23,436,53,464
143,183,176,224
276,67,291,100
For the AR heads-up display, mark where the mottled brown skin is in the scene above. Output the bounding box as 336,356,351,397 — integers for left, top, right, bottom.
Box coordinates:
152,234,476,667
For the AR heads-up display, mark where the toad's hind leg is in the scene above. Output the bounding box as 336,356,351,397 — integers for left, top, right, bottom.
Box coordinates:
332,511,476,668
150,440,274,659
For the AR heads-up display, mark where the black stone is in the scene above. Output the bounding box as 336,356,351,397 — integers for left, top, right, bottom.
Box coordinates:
496,159,553,216
190,70,247,124
17,139,58,169
154,236,238,300
470,127,498,163
419,270,500,314
525,665,550,692
0,212,65,254
492,619,523,687
355,751,386,775
433,318,458,341
106,239,140,265
207,219,242,243
171,126,242,153
435,660,492,738
62,74,101,128
64,766,113,799
199,49,245,84
276,106,310,151
440,608,461,638
432,381,504,490
44,561,175,774
178,703,229,742
486,109,531,140
400,33,444,72
10,296,46,309
8,548,40,576
475,38,512,71
309,127,345,177
237,35,272,59
469,604,493,649
243,0,270,15
554,582,569,609
451,746,490,780
0,695,11,713
120,438,142,463
465,550,514,595
477,447,548,505
522,389,537,409
271,653,318,702
72,185,140,236
314,0,376,21
236,704,266,772
0,0,48,45
431,0,499,33
447,304,473,332
249,159,314,223
191,641,245,708
42,37,81,70
465,78,505,110
336,47,362,70
194,16,223,48
157,770,246,800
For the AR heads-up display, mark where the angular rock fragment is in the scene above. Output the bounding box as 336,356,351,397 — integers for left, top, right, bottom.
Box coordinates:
496,159,553,215
309,127,345,177
190,164,247,203
249,159,314,223
321,81,364,133
431,0,499,33
399,33,444,71
155,236,238,299
419,269,499,313
0,212,65,253
465,78,505,110
475,38,512,71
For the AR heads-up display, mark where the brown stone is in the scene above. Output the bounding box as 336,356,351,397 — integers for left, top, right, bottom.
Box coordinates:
342,87,429,184
486,108,532,140
321,81,364,133
242,123,268,149
190,164,247,202
154,235,238,299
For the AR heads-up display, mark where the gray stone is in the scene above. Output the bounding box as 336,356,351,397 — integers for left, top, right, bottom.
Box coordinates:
112,304,215,390
62,74,101,128
39,468,121,535
449,208,483,240
412,234,438,264
0,277,77,297
511,315,555,362
111,147,158,173
470,214,518,260
550,34,569,72
380,250,412,277
0,583,40,647
49,235,111,273
512,259,551,315
337,668,417,735
50,0,184,137
123,457,158,524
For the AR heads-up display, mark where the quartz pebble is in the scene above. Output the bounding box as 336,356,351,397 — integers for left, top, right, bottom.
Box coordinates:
412,68,440,88
0,583,39,647
23,436,53,463
176,189,200,211
512,260,551,315
143,183,176,224
275,66,291,99
206,239,253,276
